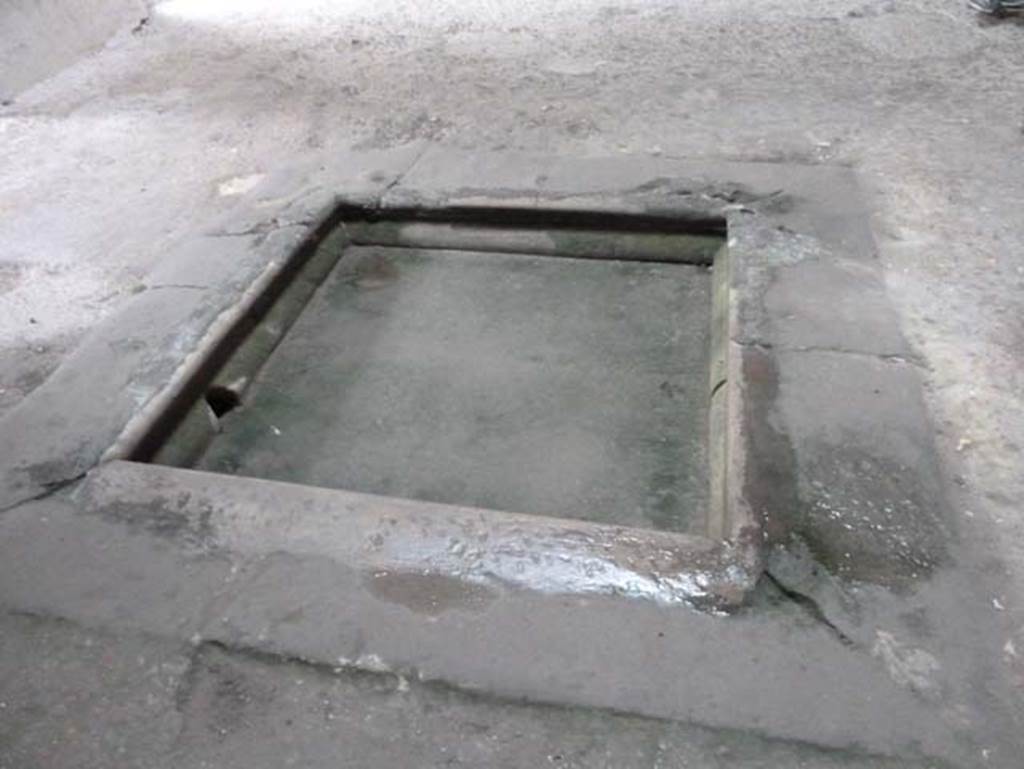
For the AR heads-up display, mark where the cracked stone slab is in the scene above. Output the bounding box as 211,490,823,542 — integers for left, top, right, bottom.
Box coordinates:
82,460,755,609
765,348,952,582
194,244,716,534
380,150,913,364
727,225,914,359
0,611,188,769
167,640,939,769
0,148,947,590
0,148,421,512
204,143,429,239
0,148,962,760
390,149,877,257
0,492,966,763
0,226,307,511
0,609,939,769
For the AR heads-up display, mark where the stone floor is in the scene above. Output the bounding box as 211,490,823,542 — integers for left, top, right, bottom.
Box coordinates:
196,245,712,531
2,1,1023,767
0,612,927,769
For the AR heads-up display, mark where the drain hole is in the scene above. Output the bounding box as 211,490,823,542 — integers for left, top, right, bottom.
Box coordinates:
206,385,241,418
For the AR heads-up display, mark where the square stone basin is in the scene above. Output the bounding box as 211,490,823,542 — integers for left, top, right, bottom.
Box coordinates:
147,210,726,535
200,246,711,531
2,157,941,611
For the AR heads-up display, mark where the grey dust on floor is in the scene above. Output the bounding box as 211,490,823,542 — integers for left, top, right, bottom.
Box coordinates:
0,612,941,769
196,245,712,532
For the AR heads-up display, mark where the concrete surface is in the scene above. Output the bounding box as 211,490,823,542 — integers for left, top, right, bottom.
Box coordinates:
0,0,146,99
1,1,1023,767
0,612,934,769
0,152,931,581
196,244,713,531
0,485,966,762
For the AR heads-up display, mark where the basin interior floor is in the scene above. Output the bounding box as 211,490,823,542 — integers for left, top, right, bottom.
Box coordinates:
196,244,713,532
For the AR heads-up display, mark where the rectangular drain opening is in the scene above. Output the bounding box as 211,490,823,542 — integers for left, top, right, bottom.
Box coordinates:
133,206,730,537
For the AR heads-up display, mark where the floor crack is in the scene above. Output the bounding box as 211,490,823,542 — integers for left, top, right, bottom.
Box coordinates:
145,283,208,291
173,643,204,714
763,570,856,647
0,471,87,515
788,345,929,369
206,218,314,239
734,339,928,369
380,143,431,199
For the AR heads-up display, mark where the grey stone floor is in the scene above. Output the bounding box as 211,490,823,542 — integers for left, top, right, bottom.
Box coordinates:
197,245,711,531
1,1,1023,767
0,612,932,769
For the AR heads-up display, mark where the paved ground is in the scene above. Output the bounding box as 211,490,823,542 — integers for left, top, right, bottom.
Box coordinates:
1,611,935,769
1,1,1023,766
196,246,713,531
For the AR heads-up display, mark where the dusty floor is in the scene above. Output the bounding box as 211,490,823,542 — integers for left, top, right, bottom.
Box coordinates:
1,0,1023,766
195,246,713,531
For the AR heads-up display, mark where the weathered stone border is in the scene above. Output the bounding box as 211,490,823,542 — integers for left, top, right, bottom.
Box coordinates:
0,148,960,761
0,147,949,590
98,199,752,609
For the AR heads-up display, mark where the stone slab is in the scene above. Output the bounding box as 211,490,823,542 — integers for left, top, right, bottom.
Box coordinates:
169,642,934,769
0,611,932,769
0,484,961,763
770,348,951,582
0,226,308,510
0,148,947,589
81,460,753,607
196,245,713,532
0,0,144,98
0,150,960,759
389,149,911,358
0,612,187,769
0,147,423,512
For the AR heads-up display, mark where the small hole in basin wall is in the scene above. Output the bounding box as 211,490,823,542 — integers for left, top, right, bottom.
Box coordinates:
144,204,730,535
206,385,241,418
